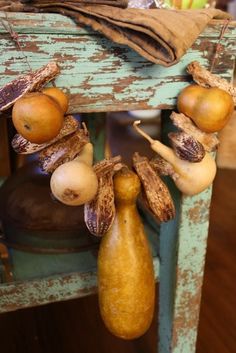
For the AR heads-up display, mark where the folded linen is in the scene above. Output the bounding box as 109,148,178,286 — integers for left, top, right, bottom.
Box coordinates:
1,1,231,66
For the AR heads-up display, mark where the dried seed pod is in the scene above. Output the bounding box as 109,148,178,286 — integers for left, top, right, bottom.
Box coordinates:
170,112,219,152
0,62,60,112
169,131,205,163
11,115,79,154
84,156,122,236
187,61,236,105
150,156,179,181
133,152,175,222
133,120,216,196
39,124,89,173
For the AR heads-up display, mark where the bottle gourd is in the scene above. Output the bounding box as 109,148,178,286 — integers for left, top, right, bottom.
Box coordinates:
98,168,155,339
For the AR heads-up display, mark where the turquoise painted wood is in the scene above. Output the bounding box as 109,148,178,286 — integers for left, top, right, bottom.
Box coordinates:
0,13,235,113
0,256,160,312
159,113,215,353
0,10,235,353
159,188,213,353
0,210,160,310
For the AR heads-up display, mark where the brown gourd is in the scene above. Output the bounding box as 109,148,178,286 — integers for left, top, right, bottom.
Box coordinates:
98,168,155,340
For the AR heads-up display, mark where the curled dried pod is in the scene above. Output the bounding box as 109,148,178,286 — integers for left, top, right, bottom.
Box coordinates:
133,120,217,196
11,115,79,154
84,156,123,237
0,62,60,112
187,61,236,105
168,131,205,163
150,156,179,181
133,152,175,222
170,112,219,152
39,123,89,173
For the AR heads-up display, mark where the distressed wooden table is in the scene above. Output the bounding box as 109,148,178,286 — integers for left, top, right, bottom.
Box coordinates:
0,11,235,353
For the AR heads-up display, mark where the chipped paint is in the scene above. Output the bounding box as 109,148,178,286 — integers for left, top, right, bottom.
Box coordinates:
0,14,235,113
187,199,211,225
0,256,160,313
0,270,98,312
160,185,214,353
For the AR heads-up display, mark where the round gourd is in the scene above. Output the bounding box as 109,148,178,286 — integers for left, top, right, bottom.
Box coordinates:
177,84,234,133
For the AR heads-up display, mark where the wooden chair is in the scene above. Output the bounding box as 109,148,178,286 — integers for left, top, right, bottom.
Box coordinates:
0,10,235,353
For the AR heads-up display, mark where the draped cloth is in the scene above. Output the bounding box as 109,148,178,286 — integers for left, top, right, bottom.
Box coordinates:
1,1,231,66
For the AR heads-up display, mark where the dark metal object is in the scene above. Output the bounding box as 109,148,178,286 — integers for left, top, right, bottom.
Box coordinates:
0,162,99,253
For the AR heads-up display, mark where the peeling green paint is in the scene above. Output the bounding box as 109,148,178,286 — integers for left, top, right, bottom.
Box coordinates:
159,114,218,353
0,256,160,313
0,13,235,113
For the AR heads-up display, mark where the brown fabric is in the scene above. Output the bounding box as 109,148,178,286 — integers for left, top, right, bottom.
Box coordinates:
2,1,231,66
21,0,129,7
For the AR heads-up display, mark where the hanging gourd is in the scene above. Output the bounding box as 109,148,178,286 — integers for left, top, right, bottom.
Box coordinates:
98,168,155,339
177,84,234,133
50,143,98,206
133,120,217,196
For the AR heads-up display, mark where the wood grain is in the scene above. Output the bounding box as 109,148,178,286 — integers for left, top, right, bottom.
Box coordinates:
0,13,235,113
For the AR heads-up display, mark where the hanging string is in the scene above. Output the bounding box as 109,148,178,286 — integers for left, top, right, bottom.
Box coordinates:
210,18,230,73
0,12,32,72
0,12,59,90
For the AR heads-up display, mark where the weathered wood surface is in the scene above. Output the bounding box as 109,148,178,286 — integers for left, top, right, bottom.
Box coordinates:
158,114,217,353
160,188,213,353
0,12,235,113
0,255,160,313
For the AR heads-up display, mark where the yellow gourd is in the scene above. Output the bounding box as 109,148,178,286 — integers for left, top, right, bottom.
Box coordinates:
133,120,217,196
98,168,155,340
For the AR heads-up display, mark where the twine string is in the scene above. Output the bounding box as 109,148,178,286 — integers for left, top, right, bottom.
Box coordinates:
0,12,32,72
210,18,230,73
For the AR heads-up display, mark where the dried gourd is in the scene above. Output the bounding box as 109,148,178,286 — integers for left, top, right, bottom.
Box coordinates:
98,168,155,339
50,143,98,206
84,156,122,236
133,120,216,196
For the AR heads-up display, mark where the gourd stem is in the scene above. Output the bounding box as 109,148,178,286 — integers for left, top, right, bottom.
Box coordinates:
133,120,154,144
74,142,94,166
151,140,177,167
133,120,177,168
82,122,88,135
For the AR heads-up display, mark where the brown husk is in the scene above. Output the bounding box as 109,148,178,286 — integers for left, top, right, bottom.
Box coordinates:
133,152,175,222
0,62,60,112
187,61,236,105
